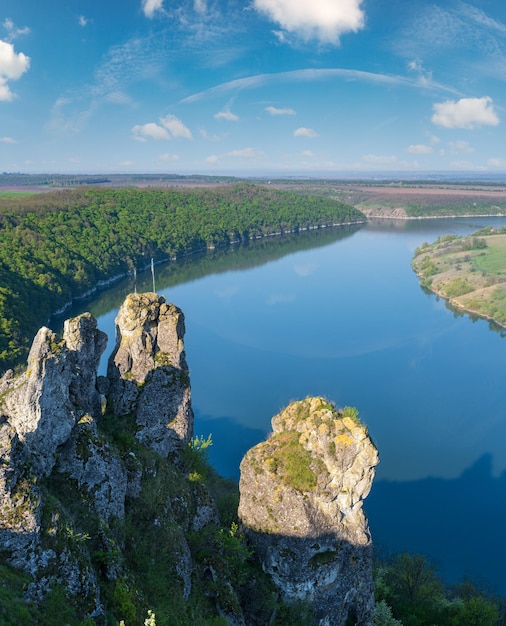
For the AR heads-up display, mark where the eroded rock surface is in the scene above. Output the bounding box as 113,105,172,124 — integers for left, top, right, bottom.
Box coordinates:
107,292,193,456
238,397,379,626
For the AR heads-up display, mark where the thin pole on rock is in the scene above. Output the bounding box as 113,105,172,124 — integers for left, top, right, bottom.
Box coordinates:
151,258,156,293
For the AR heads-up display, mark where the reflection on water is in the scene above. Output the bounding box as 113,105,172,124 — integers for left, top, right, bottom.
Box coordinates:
368,454,506,596
53,215,506,593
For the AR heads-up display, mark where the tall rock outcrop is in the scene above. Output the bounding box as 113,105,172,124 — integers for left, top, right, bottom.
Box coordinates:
107,292,193,456
0,293,202,616
2,312,107,478
238,397,379,626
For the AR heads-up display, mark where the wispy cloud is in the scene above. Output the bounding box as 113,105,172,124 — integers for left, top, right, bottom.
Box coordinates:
214,109,239,121
0,39,30,102
181,68,461,104
3,18,30,42
432,97,499,129
0,136,16,144
265,105,296,116
78,16,89,27
226,147,264,159
449,140,473,154
407,144,433,155
362,154,397,165
253,0,365,45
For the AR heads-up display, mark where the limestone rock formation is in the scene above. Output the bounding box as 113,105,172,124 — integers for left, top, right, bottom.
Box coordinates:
238,397,379,626
107,292,193,456
0,294,206,616
3,313,107,477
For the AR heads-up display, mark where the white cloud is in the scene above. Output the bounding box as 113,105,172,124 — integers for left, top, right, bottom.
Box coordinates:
407,144,433,154
432,96,499,129
449,140,473,153
265,105,296,115
227,147,264,158
0,136,16,143
3,19,30,41
132,115,192,141
214,110,239,121
200,129,221,141
158,152,180,162
450,160,481,170
131,122,171,141
302,150,315,158
362,154,397,165
160,114,192,139
194,0,207,14
206,155,220,164
78,16,89,27
487,158,506,169
253,0,365,45
294,127,318,138
142,0,164,18
0,39,30,101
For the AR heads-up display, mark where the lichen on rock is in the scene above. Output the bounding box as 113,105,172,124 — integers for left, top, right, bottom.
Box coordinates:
238,396,379,626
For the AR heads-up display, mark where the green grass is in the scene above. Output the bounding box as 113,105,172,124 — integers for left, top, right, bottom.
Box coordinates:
472,239,506,275
0,191,37,198
267,431,318,492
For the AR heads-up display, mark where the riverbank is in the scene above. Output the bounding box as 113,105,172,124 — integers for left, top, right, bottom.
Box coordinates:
411,229,506,330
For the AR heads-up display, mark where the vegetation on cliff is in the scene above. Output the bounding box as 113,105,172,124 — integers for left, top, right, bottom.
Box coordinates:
0,184,363,372
412,227,506,329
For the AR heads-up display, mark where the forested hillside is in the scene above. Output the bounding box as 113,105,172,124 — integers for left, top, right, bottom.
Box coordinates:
0,184,364,371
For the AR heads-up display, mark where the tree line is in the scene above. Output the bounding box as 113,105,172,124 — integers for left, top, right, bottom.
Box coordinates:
0,184,364,371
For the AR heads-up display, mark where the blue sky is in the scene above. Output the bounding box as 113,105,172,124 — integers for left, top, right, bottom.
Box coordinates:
1,0,506,175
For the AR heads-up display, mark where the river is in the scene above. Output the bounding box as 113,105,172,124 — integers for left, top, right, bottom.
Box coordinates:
56,215,506,595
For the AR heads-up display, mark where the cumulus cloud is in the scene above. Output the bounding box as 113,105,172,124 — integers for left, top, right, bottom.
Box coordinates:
142,0,164,18
214,109,239,121
253,0,365,45
294,127,319,138
0,39,30,101
407,144,433,154
206,155,220,164
432,96,499,129
0,136,16,143
132,115,192,141
132,122,171,142
265,105,296,115
160,114,192,138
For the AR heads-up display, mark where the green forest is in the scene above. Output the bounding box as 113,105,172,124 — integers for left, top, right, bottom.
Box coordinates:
0,184,364,371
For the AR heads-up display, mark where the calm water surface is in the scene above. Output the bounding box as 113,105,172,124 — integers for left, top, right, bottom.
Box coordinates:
60,216,506,594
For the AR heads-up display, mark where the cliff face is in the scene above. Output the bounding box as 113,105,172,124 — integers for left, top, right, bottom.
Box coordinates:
0,293,201,617
0,294,378,625
238,397,379,626
107,293,193,456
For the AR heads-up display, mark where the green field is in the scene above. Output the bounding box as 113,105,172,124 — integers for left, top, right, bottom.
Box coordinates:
412,228,506,328
0,191,37,198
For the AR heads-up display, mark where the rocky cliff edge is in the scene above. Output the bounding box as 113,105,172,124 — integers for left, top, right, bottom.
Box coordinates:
238,397,379,626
